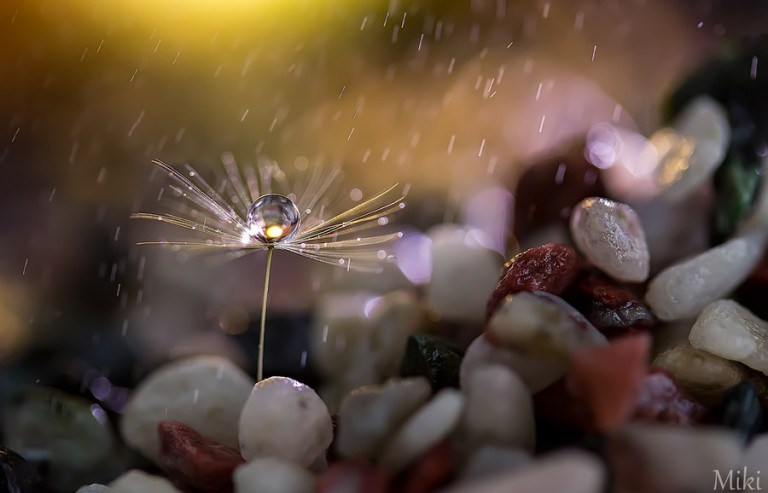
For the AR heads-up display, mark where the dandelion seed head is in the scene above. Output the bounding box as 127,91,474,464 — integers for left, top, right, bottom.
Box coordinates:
246,193,301,243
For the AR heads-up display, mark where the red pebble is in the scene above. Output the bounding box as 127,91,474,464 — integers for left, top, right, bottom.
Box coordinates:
315,460,391,493
564,270,656,334
158,420,245,493
568,333,651,432
486,243,580,320
633,370,709,425
400,441,456,493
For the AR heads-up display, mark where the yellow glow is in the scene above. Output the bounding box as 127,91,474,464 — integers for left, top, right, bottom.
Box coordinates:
652,128,695,187
265,225,285,239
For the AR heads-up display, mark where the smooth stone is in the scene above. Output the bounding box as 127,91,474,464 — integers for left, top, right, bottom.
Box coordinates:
400,441,456,493
461,364,535,452
0,447,46,493
336,377,432,459
655,96,730,202
460,335,565,393
234,458,314,493
712,149,764,244
158,420,244,493
646,232,766,321
367,291,428,379
315,460,392,493
689,299,768,375
460,446,531,481
719,381,764,442
238,376,333,467
609,424,742,493
76,485,110,493
120,356,254,463
2,388,117,491
399,334,464,391
426,225,503,323
109,470,181,493
441,450,605,493
652,345,747,406
569,197,649,283
487,292,606,361
740,158,768,232
379,389,464,472
633,370,709,425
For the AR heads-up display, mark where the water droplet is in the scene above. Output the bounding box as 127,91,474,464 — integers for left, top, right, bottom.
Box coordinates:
246,194,301,243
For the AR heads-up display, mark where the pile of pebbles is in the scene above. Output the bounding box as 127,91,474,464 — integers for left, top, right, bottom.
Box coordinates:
4,42,768,493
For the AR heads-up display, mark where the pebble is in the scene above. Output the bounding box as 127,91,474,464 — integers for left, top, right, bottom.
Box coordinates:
569,197,649,283
609,424,742,493
564,270,655,333
367,291,428,379
633,370,709,425
379,389,464,472
689,299,768,375
399,334,464,391
0,447,47,493
400,441,456,493
238,376,333,467
460,335,565,393
655,96,730,202
646,231,767,321
76,486,110,493
109,470,181,493
743,434,768,476
315,460,391,493
719,381,764,442
2,387,116,490
712,148,764,244
426,225,503,323
336,377,431,460
487,292,606,361
461,364,535,452
441,450,605,493
485,243,580,320
652,345,747,406
460,446,530,481
233,457,314,493
120,356,254,463
568,333,651,432
158,420,244,493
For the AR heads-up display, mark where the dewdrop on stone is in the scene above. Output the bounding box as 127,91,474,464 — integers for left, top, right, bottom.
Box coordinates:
246,194,301,243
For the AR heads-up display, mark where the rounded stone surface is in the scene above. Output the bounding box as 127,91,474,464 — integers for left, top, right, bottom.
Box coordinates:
234,457,314,493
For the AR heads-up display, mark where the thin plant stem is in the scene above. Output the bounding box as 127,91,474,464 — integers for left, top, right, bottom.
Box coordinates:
257,246,274,381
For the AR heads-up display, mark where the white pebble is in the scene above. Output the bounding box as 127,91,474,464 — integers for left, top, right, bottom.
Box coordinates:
120,356,254,463
461,364,535,452
379,388,464,472
610,424,742,493
426,225,503,323
336,377,431,459
76,485,110,493
461,335,565,393
239,376,333,467
655,96,730,202
234,457,314,493
109,470,180,493
443,450,605,493
367,291,428,378
570,197,649,282
646,231,766,321
487,292,606,361
689,299,768,375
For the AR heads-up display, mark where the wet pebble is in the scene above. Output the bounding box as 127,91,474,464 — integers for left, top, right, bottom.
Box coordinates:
158,420,244,493
0,447,47,493
487,292,606,361
652,345,747,406
120,356,254,463
238,376,333,467
442,450,605,493
335,377,431,460
108,470,181,493
646,232,766,321
379,389,464,472
569,197,649,283
461,364,535,452
399,334,464,391
460,335,565,394
689,299,768,375
609,424,742,493
485,243,580,320
233,457,314,493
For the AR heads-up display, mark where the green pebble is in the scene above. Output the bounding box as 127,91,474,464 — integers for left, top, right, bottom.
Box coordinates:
712,150,762,245
399,334,464,391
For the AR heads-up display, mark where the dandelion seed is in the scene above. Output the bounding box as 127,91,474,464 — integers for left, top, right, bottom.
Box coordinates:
132,157,406,380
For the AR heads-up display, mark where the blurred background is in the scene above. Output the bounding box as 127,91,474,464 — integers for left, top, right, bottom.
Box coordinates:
1,0,767,478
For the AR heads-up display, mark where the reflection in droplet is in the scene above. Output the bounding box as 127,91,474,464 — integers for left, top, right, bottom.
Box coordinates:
246,194,301,243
